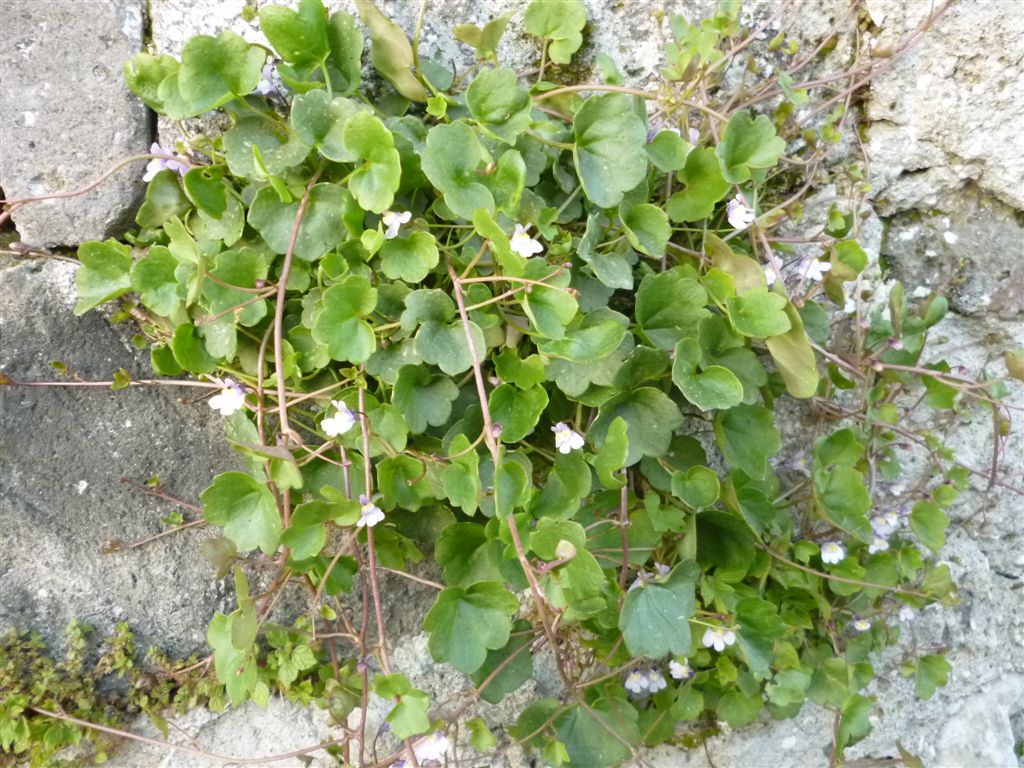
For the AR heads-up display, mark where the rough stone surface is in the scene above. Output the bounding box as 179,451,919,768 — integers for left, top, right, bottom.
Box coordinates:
0,1,151,247
0,259,237,657
865,0,1024,214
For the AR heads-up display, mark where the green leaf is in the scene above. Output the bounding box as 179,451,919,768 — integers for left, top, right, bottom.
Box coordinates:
837,694,874,750
178,31,265,114
392,365,458,434
524,0,587,64
249,183,349,262
453,16,510,56
646,129,689,172
423,583,519,674
635,270,710,349
592,387,684,466
325,11,364,95
765,298,819,398
136,169,190,228
619,562,698,657
814,466,873,543
666,147,730,222
494,348,546,389
260,0,329,66
727,288,792,337
183,166,226,217
378,455,427,511
74,240,132,315
716,110,786,183
572,93,648,208
466,67,532,145
202,247,269,327
207,613,256,705
577,212,633,290
706,233,766,295
202,472,281,554
414,318,485,376
224,116,310,180
441,437,482,514
717,691,763,728
697,511,754,581
672,338,744,411
914,654,951,699
621,203,670,258
311,274,377,362
131,246,183,317
593,416,628,489
374,674,431,738
380,231,439,283
467,718,498,752
469,618,534,704
289,90,360,162
343,111,401,213
123,52,179,113
489,384,549,443
910,500,948,553
672,465,720,508
494,459,530,517
714,404,781,479
421,121,494,219
354,0,427,101
170,323,218,373
520,259,578,339
540,317,627,362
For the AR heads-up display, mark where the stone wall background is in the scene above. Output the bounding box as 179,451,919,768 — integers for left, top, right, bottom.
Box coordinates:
1,0,1022,766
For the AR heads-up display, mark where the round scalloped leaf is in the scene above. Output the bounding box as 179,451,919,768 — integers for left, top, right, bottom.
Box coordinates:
421,122,495,220
621,202,670,257
488,384,549,443
672,338,744,411
423,583,519,674
726,288,792,337
466,67,532,145
290,91,360,162
131,245,183,317
74,239,132,316
380,232,439,283
523,0,586,64
202,471,281,555
260,0,330,66
666,147,730,222
572,93,648,208
247,184,348,262
619,561,698,657
311,274,378,362
392,364,459,434
591,387,684,466
136,169,190,228
224,116,311,180
343,111,401,213
716,110,787,184
178,31,265,114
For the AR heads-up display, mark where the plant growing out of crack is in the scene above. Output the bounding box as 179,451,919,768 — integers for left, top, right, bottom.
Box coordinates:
2,0,1021,766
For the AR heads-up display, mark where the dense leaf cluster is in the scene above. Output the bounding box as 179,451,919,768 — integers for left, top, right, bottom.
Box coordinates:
58,1,998,765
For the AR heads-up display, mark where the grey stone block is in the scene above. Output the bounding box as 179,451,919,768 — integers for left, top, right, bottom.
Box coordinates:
0,260,237,657
0,0,150,247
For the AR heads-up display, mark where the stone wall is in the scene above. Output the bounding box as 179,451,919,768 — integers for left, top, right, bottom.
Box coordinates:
1,1,1022,766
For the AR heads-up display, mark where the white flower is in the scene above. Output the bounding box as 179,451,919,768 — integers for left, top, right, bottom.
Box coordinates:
646,669,667,693
852,618,871,632
688,127,700,145
510,223,544,257
669,659,693,680
253,62,277,96
868,535,890,554
321,400,357,437
382,209,412,239
208,379,246,416
413,731,449,764
628,562,671,592
764,264,779,287
727,195,756,230
898,604,916,622
843,297,858,314
357,495,385,528
552,422,585,454
912,285,931,299
143,142,189,182
624,670,649,695
872,510,899,536
800,258,833,282
820,541,845,565
701,627,737,652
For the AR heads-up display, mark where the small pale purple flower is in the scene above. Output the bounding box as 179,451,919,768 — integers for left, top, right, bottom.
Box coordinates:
868,535,890,554
552,422,584,454
510,223,544,257
624,669,649,695
727,195,756,230
143,142,189,182
208,379,246,416
357,495,385,528
322,400,356,437
800,258,833,282
253,62,277,96
852,617,871,632
382,209,412,239
872,511,899,536
702,627,737,652
646,668,667,693
820,541,845,565
669,658,693,680
764,264,780,287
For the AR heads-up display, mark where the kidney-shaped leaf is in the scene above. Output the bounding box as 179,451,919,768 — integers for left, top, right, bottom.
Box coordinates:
619,561,698,657
572,93,648,208
423,582,519,674
202,471,281,554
